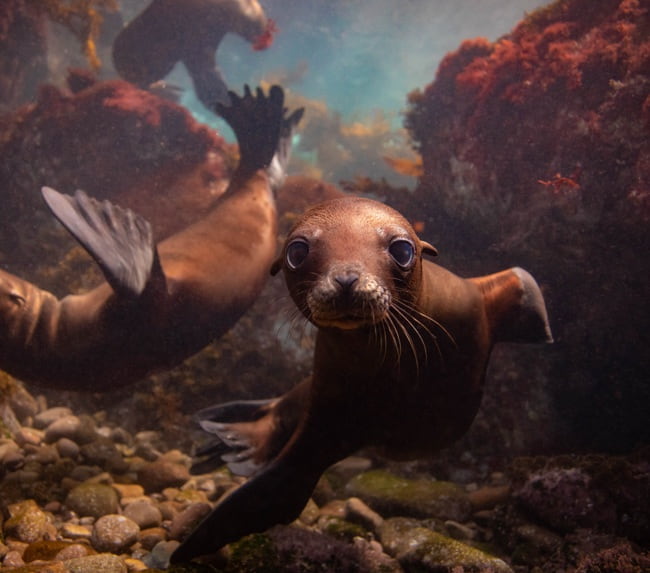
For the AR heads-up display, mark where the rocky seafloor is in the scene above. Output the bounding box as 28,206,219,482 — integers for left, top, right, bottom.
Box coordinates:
1,380,648,573
0,1,649,571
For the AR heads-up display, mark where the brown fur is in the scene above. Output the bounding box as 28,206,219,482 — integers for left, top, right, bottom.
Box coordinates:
172,196,552,563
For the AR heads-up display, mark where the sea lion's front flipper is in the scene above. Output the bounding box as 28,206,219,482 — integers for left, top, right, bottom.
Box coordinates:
267,106,305,191
216,85,304,187
472,267,553,344
170,457,322,564
41,187,161,298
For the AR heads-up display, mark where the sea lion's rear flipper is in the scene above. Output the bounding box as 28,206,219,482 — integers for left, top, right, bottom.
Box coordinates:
41,187,162,298
190,398,276,476
216,85,304,189
472,267,553,344
190,379,311,477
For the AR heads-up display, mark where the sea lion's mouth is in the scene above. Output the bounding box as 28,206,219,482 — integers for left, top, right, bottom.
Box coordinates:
309,308,388,330
314,317,368,330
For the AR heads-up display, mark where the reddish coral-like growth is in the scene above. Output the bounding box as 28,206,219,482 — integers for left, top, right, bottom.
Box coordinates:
0,73,229,240
406,0,649,243
252,18,277,51
403,0,649,455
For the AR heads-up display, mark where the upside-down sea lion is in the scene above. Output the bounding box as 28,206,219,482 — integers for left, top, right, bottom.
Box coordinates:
0,85,303,391
171,195,553,563
112,0,276,108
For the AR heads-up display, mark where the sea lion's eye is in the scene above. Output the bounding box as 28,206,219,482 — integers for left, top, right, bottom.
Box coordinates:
389,239,415,270
286,239,309,270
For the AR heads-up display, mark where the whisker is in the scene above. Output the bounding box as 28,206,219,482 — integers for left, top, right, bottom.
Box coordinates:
372,320,389,365
388,309,421,375
391,300,441,363
391,289,458,349
272,296,315,354
384,313,403,365
391,304,429,368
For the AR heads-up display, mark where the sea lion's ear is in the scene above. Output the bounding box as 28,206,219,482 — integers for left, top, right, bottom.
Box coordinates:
420,241,438,258
270,256,283,276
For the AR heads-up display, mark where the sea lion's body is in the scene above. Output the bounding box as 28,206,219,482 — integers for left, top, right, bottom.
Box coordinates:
172,196,552,563
0,86,302,390
112,0,274,108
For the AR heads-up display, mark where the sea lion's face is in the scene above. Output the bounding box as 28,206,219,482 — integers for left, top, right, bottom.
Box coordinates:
273,197,436,330
231,0,271,44
0,271,29,337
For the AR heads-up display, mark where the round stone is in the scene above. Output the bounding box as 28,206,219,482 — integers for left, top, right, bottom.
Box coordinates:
91,514,140,553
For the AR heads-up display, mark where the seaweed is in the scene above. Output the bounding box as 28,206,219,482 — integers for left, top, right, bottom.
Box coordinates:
40,0,118,70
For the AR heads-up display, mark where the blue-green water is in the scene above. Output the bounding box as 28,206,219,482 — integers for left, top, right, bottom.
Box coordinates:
169,0,549,185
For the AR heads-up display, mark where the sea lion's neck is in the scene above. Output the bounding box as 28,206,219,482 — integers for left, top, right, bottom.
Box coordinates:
315,327,376,370
314,323,414,378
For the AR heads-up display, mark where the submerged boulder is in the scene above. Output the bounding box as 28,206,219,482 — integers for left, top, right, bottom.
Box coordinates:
346,469,472,522
380,517,512,573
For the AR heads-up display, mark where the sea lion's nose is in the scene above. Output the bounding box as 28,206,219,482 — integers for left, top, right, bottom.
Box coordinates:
334,271,359,292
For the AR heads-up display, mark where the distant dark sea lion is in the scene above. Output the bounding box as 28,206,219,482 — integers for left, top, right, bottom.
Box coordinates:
112,0,276,108
0,85,303,391
171,195,553,563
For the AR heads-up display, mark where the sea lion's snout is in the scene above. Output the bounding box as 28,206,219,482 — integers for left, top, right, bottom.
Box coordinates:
306,265,391,330
332,269,359,292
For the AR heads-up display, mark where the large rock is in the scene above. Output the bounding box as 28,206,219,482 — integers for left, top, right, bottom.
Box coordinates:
402,0,650,456
65,483,119,519
346,470,471,522
4,499,54,543
380,517,512,573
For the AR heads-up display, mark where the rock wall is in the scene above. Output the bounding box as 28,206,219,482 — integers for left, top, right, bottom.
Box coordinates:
402,0,649,454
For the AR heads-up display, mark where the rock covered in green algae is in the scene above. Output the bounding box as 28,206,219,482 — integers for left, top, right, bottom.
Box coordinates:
346,469,472,522
65,482,119,519
380,517,512,573
318,515,369,542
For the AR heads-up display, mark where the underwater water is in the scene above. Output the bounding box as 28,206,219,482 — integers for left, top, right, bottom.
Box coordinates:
180,0,550,185
0,0,648,571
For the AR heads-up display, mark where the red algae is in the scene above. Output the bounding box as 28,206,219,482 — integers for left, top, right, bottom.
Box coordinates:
407,0,649,245
0,73,230,242
253,18,278,51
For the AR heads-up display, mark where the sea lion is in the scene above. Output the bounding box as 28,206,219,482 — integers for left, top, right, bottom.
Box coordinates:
0,85,303,391
112,0,276,108
171,195,553,563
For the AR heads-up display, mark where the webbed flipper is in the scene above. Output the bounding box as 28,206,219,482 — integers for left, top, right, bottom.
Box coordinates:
190,380,310,477
41,187,160,298
215,85,304,187
267,106,304,191
191,399,276,476
472,267,553,344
